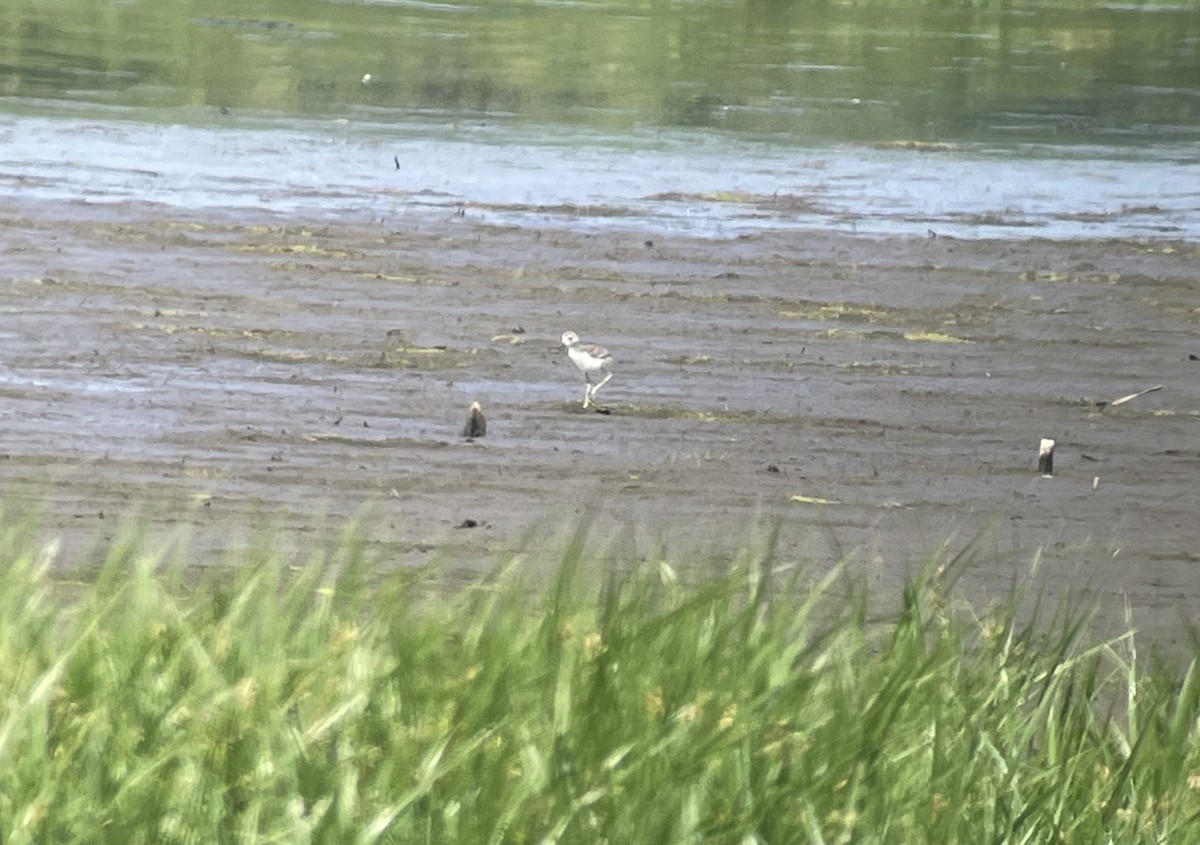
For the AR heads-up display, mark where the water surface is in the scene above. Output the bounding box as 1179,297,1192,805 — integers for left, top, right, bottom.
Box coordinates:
2,0,1199,238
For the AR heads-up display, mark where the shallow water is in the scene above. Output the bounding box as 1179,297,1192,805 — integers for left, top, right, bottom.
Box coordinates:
2,0,1199,238
3,113,1199,240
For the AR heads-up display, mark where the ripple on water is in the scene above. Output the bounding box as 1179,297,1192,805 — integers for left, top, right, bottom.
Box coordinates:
0,115,1198,240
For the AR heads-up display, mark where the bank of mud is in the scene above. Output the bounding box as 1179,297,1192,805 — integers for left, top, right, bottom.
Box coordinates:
2,197,1197,641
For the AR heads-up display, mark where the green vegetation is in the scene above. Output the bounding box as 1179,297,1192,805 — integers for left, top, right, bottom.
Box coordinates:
2,519,1200,844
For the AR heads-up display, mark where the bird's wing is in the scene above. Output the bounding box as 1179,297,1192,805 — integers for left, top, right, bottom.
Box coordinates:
580,343,611,360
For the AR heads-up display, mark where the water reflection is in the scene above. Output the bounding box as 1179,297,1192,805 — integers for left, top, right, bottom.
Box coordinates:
1,1,1198,239
2,0,1198,145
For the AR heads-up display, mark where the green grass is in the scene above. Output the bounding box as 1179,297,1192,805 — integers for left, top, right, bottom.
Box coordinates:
1,519,1199,845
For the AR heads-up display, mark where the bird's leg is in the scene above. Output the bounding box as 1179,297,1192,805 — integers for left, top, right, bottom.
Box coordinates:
589,371,613,402
582,383,592,408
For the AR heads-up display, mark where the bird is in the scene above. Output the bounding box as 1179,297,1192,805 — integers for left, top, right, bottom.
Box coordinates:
461,401,487,439
560,330,613,409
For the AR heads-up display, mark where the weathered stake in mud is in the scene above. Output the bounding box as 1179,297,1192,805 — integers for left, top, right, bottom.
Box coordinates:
462,401,486,439
1038,438,1055,476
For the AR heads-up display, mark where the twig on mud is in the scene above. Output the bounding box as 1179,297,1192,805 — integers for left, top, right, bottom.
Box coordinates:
1097,384,1163,409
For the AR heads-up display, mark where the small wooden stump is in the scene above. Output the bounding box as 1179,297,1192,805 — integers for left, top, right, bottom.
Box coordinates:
462,401,486,439
1038,438,1055,476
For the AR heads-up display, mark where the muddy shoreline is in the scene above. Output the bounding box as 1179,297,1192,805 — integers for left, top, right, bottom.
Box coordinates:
2,197,1197,640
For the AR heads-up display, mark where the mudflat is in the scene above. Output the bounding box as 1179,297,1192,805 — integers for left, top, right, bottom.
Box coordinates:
2,197,1197,639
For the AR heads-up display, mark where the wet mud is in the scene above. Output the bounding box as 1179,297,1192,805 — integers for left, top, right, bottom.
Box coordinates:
2,197,1197,641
